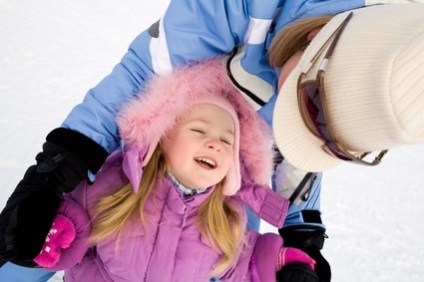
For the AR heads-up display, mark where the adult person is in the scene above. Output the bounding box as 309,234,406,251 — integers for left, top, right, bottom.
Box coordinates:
269,4,424,172
0,1,419,282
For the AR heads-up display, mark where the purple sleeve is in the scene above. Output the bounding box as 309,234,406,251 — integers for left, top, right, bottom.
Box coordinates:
235,183,289,228
43,198,91,271
250,233,283,282
218,231,283,281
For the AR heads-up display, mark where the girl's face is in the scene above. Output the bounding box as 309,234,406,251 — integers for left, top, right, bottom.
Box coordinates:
161,103,235,190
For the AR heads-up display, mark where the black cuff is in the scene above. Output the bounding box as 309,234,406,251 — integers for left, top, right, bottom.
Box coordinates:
46,128,108,173
277,263,319,282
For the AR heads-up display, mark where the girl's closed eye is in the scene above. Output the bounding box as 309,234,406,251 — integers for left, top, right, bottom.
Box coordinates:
191,128,205,134
221,138,232,146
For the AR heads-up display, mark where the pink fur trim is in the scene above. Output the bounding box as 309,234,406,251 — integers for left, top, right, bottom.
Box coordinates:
116,58,273,192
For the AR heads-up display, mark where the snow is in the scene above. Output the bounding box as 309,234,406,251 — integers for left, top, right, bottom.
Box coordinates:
1,1,423,281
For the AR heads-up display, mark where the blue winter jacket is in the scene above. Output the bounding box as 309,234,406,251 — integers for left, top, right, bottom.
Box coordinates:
62,0,367,151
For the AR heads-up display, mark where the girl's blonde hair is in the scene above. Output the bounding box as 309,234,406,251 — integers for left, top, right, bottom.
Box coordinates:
268,15,332,68
90,145,245,277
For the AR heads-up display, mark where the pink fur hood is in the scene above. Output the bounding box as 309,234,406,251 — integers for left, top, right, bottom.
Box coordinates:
116,58,274,195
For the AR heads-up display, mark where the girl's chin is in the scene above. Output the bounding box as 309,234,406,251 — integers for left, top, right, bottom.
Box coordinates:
180,175,225,190
185,181,215,190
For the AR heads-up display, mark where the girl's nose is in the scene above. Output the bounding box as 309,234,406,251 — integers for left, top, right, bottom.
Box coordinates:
205,138,221,151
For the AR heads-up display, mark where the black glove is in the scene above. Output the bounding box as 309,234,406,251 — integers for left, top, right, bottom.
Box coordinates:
0,128,108,267
277,262,319,282
279,211,331,282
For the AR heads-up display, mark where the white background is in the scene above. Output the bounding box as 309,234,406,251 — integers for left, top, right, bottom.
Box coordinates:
1,1,424,281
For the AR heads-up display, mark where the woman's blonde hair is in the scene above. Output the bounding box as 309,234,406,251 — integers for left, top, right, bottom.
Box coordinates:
90,145,245,276
268,15,332,68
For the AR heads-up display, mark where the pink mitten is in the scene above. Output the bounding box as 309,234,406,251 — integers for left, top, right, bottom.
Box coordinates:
33,215,76,268
277,247,316,270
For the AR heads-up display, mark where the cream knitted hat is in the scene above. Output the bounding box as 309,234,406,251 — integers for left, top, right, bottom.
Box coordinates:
274,4,424,172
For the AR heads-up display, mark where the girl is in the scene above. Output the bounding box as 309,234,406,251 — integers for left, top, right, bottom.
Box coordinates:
33,59,316,281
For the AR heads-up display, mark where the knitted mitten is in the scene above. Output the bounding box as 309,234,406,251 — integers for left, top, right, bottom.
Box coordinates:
277,247,316,270
33,215,76,268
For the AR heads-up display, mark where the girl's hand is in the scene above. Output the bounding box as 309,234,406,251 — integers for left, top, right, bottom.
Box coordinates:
278,247,316,270
276,247,318,282
33,215,76,268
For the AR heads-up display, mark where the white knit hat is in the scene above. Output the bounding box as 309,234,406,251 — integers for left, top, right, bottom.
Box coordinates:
273,4,424,172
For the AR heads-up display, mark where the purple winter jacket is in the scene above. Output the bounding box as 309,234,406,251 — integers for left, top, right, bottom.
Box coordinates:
48,151,288,282
45,61,291,281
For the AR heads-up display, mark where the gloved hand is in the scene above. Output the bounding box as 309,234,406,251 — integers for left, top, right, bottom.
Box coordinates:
276,247,318,282
277,247,316,270
0,128,107,266
277,247,319,282
277,262,319,282
279,222,331,282
33,215,76,268
251,233,317,282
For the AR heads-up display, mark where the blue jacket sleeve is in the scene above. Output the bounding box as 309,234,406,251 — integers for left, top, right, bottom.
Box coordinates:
61,0,371,153
0,262,55,282
61,0,254,153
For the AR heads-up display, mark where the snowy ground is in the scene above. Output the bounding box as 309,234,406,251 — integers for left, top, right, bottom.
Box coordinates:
1,1,423,281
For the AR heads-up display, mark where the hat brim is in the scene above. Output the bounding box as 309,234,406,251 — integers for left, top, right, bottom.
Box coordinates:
273,5,424,172
273,64,341,172
272,11,357,172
